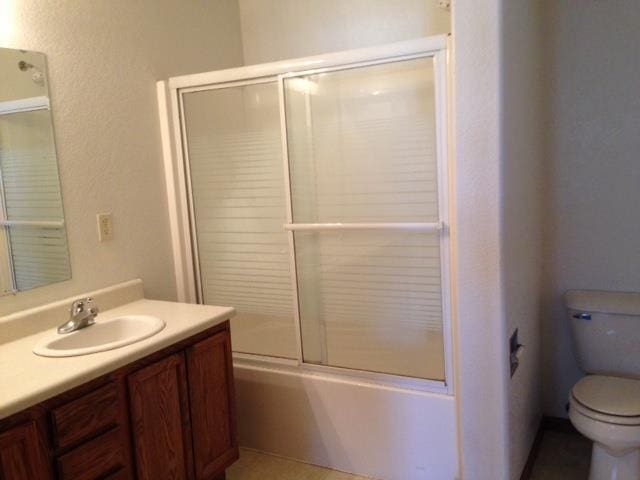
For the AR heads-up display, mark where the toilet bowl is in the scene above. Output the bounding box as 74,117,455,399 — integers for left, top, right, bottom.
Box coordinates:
565,290,640,480
569,375,640,480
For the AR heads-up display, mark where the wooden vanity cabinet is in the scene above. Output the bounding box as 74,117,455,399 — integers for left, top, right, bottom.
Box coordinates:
186,330,236,480
0,320,237,480
128,353,193,480
0,420,51,479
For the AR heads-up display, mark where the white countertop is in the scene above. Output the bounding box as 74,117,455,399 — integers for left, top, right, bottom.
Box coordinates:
0,298,234,420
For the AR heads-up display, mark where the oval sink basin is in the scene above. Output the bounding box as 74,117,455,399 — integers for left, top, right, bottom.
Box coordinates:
33,315,166,357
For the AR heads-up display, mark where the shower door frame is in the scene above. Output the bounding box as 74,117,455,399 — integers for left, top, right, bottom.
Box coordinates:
160,35,455,395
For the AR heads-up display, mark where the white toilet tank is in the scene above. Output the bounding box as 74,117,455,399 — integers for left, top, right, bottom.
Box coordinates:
566,289,640,378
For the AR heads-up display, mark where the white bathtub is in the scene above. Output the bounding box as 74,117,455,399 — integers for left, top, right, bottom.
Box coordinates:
234,361,460,480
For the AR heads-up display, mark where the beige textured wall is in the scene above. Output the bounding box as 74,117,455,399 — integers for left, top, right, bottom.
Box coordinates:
238,0,450,64
542,0,640,417
452,0,509,477
0,0,244,315
0,48,47,102
502,2,544,478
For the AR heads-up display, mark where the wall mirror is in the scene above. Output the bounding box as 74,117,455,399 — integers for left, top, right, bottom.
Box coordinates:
0,48,70,294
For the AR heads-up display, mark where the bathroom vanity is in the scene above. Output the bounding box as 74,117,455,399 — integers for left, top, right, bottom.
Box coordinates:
0,280,237,480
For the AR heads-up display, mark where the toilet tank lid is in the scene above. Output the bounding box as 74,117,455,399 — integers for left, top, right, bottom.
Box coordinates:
565,290,640,315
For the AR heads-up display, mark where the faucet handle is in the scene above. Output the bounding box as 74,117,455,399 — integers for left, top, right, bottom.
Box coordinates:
70,297,93,315
86,305,99,325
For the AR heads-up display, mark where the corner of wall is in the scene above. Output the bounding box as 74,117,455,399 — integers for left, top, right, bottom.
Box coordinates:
453,0,510,478
500,0,545,477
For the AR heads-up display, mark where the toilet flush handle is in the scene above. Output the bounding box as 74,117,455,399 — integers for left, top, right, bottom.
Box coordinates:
572,312,592,320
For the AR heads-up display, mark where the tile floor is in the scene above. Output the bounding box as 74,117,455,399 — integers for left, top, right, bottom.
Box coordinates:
227,448,372,480
528,430,592,480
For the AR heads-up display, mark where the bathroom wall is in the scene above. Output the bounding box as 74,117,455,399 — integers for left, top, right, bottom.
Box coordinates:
501,1,544,477
0,48,47,102
237,0,450,64
542,0,640,417
454,1,546,478
0,0,244,315
452,0,508,477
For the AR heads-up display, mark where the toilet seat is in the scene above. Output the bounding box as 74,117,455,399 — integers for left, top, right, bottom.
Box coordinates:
571,375,640,426
571,395,640,426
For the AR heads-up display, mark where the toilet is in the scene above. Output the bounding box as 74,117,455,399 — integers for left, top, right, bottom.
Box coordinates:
566,290,640,480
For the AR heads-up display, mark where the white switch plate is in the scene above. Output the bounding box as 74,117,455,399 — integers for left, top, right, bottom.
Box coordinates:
97,213,113,242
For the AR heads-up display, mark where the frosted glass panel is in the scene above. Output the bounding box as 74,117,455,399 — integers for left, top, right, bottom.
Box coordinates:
285,57,438,224
182,83,296,359
285,57,444,380
295,230,444,380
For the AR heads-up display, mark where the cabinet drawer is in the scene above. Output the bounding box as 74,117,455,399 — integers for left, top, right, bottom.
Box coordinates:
51,383,119,450
57,427,127,480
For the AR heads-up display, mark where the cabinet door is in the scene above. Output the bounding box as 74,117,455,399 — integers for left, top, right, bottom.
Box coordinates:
128,354,193,480
186,330,238,479
0,421,50,479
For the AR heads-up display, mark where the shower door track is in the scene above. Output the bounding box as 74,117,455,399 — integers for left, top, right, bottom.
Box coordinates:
159,34,454,396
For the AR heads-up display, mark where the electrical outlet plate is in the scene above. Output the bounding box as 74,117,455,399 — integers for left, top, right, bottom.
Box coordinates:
97,213,113,242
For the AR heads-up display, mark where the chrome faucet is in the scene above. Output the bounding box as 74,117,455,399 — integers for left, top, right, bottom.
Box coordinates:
57,297,99,334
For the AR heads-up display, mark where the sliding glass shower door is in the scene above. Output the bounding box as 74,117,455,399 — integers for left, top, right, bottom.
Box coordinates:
181,82,297,359
177,39,450,384
284,57,445,380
